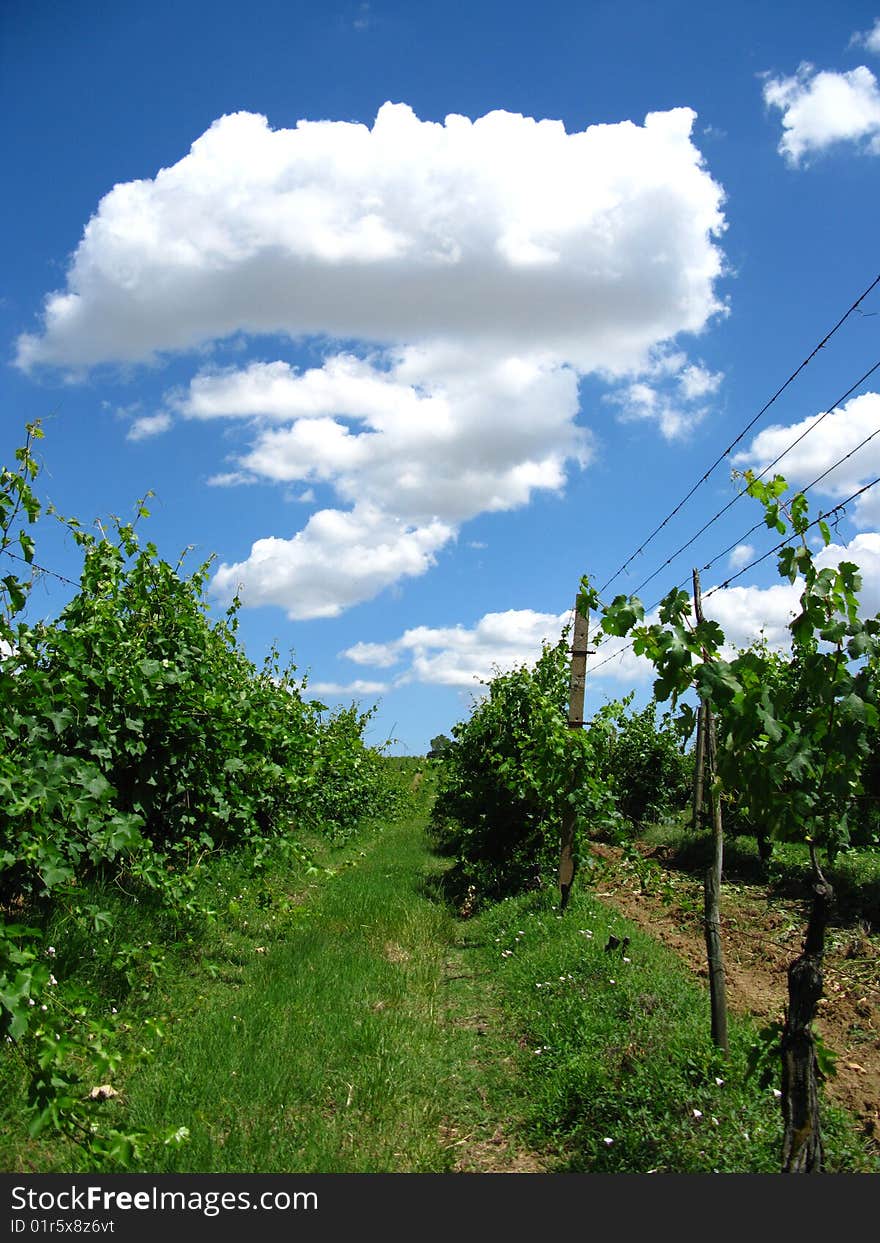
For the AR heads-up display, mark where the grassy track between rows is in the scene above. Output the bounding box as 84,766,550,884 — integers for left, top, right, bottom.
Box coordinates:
3,794,876,1174
116,812,880,1174
123,812,532,1173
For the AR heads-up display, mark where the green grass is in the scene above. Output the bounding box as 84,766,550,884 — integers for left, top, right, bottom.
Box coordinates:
467,884,878,1173
3,781,875,1174
125,812,536,1172
637,819,880,927
0,788,534,1173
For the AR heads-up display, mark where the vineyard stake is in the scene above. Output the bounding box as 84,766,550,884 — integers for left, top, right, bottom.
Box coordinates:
559,598,592,910
693,568,729,1054
691,701,706,831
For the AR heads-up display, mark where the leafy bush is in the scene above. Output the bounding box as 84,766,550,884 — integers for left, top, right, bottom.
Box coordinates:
0,421,401,1163
592,697,693,829
429,636,618,904
309,703,403,841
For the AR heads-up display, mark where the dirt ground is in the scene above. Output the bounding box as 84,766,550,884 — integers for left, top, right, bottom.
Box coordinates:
588,841,880,1151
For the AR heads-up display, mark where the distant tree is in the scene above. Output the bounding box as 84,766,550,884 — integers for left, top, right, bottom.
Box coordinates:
427,734,453,759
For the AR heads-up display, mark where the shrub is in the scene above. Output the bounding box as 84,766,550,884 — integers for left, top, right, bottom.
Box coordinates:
430,636,618,905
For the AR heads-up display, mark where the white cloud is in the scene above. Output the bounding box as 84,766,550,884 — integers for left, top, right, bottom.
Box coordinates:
342,608,573,688
308,679,388,698
728,543,755,570
17,103,725,374
733,391,880,524
678,363,723,401
212,504,452,620
175,355,425,423
189,346,587,526
590,581,801,678
127,411,172,441
339,607,656,689
17,101,728,619
199,346,589,615
345,641,403,669
702,582,801,652
816,532,880,617
704,533,880,651
335,529,880,694
851,19,880,54
587,632,656,684
763,63,880,164
350,3,373,33
206,470,258,487
609,355,723,440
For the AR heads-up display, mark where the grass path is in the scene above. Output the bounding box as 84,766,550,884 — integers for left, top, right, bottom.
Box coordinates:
5,800,875,1173
126,812,543,1173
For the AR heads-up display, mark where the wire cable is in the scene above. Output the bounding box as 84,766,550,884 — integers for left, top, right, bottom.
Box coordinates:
0,547,79,588
703,474,880,599
619,356,880,601
597,271,880,596
585,474,880,675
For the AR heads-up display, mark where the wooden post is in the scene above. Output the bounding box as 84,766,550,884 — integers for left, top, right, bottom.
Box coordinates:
693,569,729,1054
781,861,833,1172
559,601,591,911
692,701,706,831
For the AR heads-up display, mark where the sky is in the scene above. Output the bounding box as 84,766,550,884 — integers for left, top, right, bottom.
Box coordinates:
2,0,880,754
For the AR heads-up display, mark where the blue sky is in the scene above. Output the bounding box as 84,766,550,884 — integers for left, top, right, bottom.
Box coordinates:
3,0,880,754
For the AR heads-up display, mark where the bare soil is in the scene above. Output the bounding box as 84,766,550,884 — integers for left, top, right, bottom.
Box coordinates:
589,840,880,1152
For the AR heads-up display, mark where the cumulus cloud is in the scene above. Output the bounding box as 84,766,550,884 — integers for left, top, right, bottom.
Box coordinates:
342,608,574,688
733,391,880,524
16,103,725,374
206,470,259,487
17,101,727,618
701,533,880,652
183,346,587,528
679,363,723,401
815,532,880,617
606,349,723,439
212,504,452,619
763,63,880,164
339,530,880,691
702,582,801,652
341,606,656,689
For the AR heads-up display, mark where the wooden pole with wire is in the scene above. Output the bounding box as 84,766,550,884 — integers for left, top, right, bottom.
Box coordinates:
559,599,592,911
